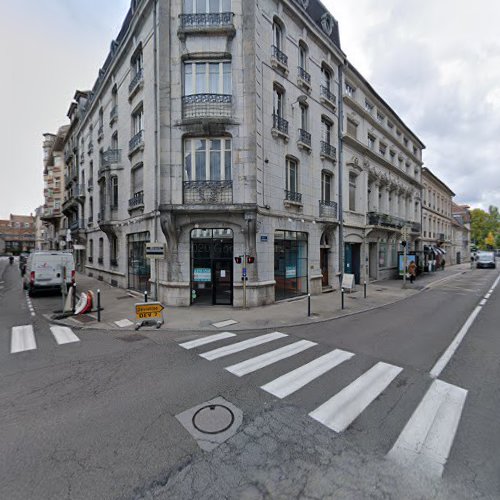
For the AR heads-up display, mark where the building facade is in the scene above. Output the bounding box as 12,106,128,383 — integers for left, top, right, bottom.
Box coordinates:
450,203,471,264
0,215,36,255
59,0,425,306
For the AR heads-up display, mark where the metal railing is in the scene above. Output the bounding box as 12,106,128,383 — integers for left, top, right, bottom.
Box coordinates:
128,191,144,208
410,222,422,233
320,141,336,159
297,66,311,84
320,85,336,104
179,12,234,28
129,130,144,153
69,219,86,231
319,200,338,219
284,189,302,203
129,68,144,94
272,45,288,66
183,180,233,204
100,148,122,168
367,211,406,229
298,128,311,146
437,232,445,241
182,94,232,119
272,113,288,134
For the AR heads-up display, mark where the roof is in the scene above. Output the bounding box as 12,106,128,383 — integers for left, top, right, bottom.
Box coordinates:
421,167,455,196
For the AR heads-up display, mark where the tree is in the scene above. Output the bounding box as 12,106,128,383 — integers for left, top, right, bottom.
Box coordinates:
485,231,495,249
470,205,499,250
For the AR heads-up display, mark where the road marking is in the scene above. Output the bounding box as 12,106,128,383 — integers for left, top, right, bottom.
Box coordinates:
212,319,238,328
50,326,80,345
114,319,135,328
479,299,487,306
309,362,403,433
11,325,37,353
484,293,491,299
225,340,316,377
179,332,236,350
200,332,287,361
261,349,355,399
387,379,467,477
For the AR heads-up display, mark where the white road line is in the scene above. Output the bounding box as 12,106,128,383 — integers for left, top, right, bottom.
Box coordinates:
484,293,491,299
387,379,467,477
200,332,287,361
261,349,355,399
309,362,403,433
479,299,487,306
225,340,316,377
50,326,80,345
11,325,37,353
179,332,236,350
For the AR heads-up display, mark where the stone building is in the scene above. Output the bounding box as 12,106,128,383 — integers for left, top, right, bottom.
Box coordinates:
0,215,36,254
450,203,471,264
421,167,455,270
59,0,425,306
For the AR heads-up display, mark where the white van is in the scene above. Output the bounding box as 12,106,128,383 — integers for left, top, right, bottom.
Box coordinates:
23,251,75,296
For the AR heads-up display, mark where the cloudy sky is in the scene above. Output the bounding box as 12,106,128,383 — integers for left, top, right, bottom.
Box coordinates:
0,0,498,219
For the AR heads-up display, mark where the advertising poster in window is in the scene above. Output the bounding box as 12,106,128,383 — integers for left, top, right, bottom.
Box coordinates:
285,265,297,279
398,253,416,276
194,268,212,282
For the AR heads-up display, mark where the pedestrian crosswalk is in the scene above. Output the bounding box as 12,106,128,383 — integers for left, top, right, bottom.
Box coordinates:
177,331,468,478
9,324,80,354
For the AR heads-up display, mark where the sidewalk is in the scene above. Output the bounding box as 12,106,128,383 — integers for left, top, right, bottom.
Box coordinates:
52,264,471,332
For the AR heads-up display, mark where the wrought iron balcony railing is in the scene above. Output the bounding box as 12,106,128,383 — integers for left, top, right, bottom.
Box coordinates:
410,222,422,233
182,94,232,119
100,148,122,168
129,130,144,153
297,66,311,85
320,85,336,104
69,219,86,231
367,211,406,229
129,68,144,95
271,45,288,66
319,200,338,219
320,141,336,160
298,128,311,146
180,12,234,28
183,180,233,204
284,189,302,203
437,232,445,241
272,114,288,135
129,191,144,209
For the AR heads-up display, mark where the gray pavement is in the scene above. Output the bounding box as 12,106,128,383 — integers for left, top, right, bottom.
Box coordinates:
56,263,472,332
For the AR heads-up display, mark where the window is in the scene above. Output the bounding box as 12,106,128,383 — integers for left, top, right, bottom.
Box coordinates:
347,118,357,138
377,112,385,123
184,137,232,181
88,239,93,262
413,146,418,156
299,103,308,131
111,176,118,209
365,100,374,113
403,137,409,147
183,61,231,96
110,235,118,265
345,82,355,97
298,42,307,70
132,107,144,135
98,238,104,263
349,172,357,211
321,171,333,202
387,121,394,131
273,19,283,51
367,134,375,150
131,49,143,77
379,142,387,156
183,0,231,13
321,117,332,144
112,85,118,108
131,164,144,196
389,150,396,164
273,85,284,118
111,132,118,150
321,65,332,92
286,157,298,193
98,108,103,130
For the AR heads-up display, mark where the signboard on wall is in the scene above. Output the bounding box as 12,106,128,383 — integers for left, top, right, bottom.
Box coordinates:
194,268,211,282
286,266,297,279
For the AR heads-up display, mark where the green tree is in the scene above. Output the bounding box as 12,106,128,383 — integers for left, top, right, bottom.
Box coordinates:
470,205,500,250
485,231,495,249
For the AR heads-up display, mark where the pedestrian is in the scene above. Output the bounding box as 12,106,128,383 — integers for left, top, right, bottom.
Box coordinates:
441,258,446,271
408,260,417,284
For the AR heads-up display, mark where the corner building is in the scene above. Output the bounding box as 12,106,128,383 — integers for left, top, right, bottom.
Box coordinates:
62,0,423,307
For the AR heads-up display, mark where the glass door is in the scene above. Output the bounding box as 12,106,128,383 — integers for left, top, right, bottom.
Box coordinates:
213,260,232,305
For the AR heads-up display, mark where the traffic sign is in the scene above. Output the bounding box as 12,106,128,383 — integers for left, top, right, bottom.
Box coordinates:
146,243,166,259
135,302,164,320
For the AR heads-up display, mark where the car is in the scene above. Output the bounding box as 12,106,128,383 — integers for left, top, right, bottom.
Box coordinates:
23,251,75,296
476,251,496,269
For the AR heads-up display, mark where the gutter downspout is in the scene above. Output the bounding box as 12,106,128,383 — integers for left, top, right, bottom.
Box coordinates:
153,0,160,300
337,61,346,285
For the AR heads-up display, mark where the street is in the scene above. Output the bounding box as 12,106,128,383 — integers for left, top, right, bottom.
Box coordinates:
1,256,499,499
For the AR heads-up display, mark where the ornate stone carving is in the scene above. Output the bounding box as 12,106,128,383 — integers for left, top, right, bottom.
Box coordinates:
320,13,334,36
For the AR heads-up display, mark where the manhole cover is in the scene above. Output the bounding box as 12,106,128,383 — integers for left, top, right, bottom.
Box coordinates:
192,404,235,434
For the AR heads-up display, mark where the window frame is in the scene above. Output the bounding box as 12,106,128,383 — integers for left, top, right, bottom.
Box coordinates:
348,172,357,211
183,137,232,181
183,60,232,96
286,157,298,194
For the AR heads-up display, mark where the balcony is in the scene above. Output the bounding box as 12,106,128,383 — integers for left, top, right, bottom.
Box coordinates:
367,211,406,230
410,221,422,233
182,94,232,120
320,141,336,162
109,105,118,125
178,12,235,39
128,130,144,156
87,178,94,192
69,219,86,231
271,45,288,74
129,68,144,99
128,191,144,210
271,113,289,141
297,66,311,92
87,141,94,155
183,180,233,204
319,200,338,219
297,128,311,152
100,148,122,169
284,189,302,205
437,232,445,242
88,215,94,225
320,85,336,110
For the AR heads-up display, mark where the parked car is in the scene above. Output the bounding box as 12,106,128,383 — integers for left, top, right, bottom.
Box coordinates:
23,251,75,296
476,251,496,269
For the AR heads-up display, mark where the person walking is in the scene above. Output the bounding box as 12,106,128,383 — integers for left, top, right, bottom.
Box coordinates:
441,258,446,271
408,260,417,284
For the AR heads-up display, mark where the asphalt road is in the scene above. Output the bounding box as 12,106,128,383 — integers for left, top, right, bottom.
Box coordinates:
1,256,499,499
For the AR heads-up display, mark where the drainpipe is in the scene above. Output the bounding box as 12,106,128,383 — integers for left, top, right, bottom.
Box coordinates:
337,61,345,285
153,0,160,300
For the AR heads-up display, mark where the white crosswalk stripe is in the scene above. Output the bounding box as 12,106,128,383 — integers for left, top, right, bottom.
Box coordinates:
50,325,80,345
261,349,355,399
179,332,236,350
225,340,316,377
309,361,403,432
11,325,37,353
387,379,467,477
200,332,287,361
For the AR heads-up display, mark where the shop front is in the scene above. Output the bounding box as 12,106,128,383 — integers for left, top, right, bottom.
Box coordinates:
127,232,151,292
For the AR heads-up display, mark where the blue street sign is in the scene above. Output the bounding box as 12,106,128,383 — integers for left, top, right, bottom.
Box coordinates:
242,267,247,277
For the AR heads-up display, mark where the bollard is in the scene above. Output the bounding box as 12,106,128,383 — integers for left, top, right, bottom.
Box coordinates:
72,283,77,314
144,291,148,303
308,293,311,317
341,287,345,310
97,289,101,322
364,280,367,299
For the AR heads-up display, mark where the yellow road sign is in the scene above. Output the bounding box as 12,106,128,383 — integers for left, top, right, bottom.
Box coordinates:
135,302,164,320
